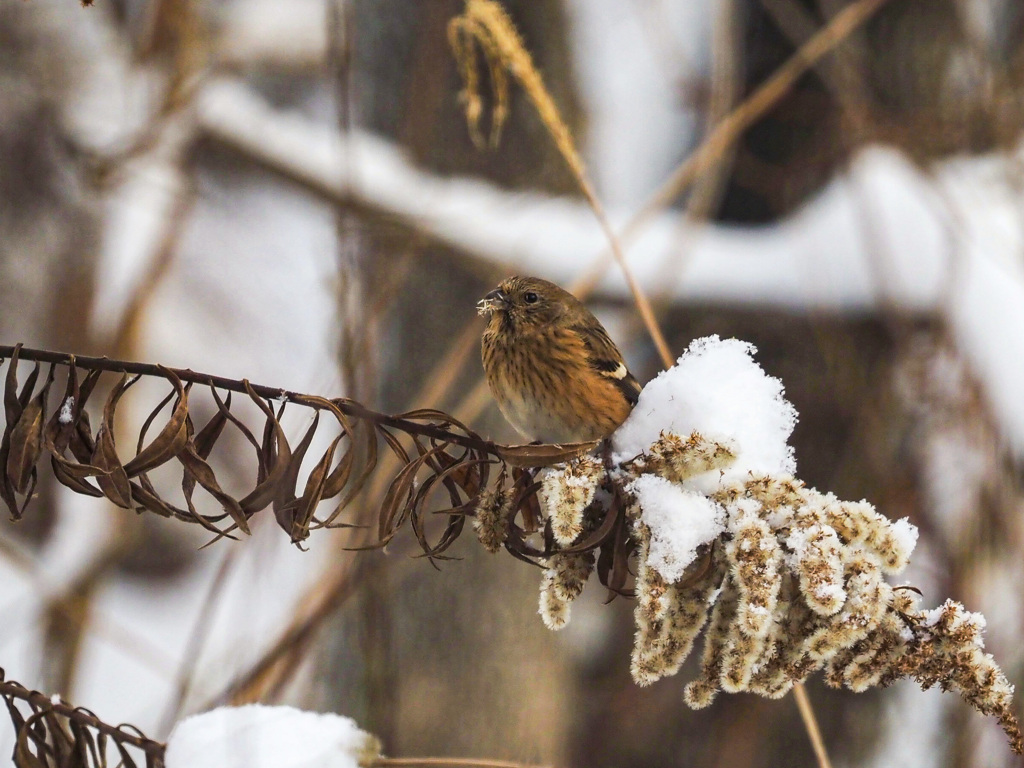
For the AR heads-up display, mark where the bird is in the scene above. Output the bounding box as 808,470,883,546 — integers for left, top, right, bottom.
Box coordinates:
478,275,641,444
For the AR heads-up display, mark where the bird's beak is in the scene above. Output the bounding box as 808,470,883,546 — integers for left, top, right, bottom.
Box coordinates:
477,288,509,316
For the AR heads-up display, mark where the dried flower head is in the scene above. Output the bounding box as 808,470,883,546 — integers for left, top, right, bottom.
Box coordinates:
529,429,1021,753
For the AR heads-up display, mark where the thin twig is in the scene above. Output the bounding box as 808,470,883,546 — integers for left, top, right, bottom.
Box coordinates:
629,0,892,228
158,547,240,735
793,683,834,768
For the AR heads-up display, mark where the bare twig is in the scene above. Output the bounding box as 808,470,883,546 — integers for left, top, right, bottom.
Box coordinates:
158,548,240,735
793,683,834,768
630,0,892,228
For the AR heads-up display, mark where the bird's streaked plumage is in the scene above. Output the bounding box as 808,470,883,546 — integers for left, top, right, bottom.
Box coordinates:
478,276,641,443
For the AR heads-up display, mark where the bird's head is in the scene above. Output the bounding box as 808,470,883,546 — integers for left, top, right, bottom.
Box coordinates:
477,276,577,331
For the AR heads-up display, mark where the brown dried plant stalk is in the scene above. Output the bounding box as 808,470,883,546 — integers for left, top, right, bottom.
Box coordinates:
447,0,673,368
0,344,593,560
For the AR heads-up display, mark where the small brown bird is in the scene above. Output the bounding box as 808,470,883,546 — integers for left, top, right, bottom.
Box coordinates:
479,276,641,444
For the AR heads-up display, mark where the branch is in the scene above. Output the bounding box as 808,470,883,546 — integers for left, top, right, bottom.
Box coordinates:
0,343,596,558
0,344,491,454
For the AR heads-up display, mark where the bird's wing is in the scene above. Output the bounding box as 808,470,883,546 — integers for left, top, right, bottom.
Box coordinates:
574,323,642,406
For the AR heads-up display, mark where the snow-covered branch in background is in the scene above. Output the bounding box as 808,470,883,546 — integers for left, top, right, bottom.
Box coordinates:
197,79,1024,457
215,0,329,69
504,337,1022,753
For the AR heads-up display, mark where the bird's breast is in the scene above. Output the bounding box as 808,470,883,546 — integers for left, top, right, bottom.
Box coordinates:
482,326,628,443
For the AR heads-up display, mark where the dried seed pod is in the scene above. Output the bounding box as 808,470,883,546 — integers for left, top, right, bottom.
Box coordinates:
801,553,890,665
631,533,723,686
658,552,726,678
538,567,571,630
746,571,799,700
538,551,596,630
821,498,917,574
632,534,672,684
740,475,807,510
550,551,596,603
834,613,905,692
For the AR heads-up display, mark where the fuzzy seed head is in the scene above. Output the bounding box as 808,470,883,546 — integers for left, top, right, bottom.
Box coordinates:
473,485,513,553
540,456,604,546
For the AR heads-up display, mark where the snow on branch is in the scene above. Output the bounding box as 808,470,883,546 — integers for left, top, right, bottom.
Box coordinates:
165,705,380,768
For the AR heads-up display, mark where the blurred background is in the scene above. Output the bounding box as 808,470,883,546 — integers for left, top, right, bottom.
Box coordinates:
2,0,1024,766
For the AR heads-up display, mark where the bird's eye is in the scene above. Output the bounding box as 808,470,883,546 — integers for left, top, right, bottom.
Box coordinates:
523,291,539,304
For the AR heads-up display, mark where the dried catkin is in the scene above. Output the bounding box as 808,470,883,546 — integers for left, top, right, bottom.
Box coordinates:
473,485,513,553
538,551,596,631
683,574,739,709
632,532,722,686
525,431,1019,753
658,557,725,678
720,502,783,692
786,502,846,616
539,455,604,546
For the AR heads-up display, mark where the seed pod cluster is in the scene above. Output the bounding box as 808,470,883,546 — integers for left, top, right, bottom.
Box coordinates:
531,431,1021,753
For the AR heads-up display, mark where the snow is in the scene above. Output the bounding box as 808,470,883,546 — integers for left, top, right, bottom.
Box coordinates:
216,0,329,69
628,474,725,582
614,335,797,492
164,705,376,768
58,397,74,425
